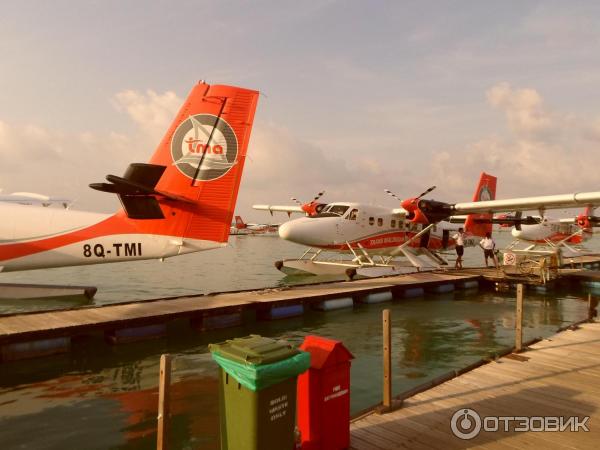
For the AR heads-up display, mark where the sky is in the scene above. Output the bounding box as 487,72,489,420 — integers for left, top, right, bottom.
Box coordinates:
1,0,600,221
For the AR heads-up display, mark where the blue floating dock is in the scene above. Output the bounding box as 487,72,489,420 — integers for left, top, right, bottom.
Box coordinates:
258,304,304,320
426,283,455,294
402,287,425,298
359,291,393,304
313,297,354,311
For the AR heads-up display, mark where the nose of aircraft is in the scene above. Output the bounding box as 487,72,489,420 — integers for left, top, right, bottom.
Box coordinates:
278,221,294,241
511,227,521,238
278,218,317,245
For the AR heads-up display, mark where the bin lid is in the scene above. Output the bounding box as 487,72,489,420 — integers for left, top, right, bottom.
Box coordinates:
209,334,299,365
300,335,354,369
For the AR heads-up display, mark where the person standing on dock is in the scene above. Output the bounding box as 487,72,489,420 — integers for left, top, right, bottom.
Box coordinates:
479,232,499,268
453,227,466,269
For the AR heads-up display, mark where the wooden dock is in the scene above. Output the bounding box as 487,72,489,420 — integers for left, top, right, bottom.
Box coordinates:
0,271,478,350
350,321,600,449
1,254,598,361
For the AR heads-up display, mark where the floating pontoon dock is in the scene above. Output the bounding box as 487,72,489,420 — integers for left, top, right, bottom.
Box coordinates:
1,255,599,362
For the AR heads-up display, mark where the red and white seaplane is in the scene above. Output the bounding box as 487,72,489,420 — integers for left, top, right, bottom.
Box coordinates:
229,216,279,235
0,81,259,273
254,173,600,277
502,207,599,253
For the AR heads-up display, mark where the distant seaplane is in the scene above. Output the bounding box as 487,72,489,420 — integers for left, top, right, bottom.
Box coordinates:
0,191,71,208
230,216,279,235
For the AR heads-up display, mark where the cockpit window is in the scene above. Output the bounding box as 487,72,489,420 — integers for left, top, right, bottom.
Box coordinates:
348,209,358,220
309,204,351,219
328,205,350,216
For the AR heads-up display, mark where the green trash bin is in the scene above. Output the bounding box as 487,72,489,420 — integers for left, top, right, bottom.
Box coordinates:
209,335,310,450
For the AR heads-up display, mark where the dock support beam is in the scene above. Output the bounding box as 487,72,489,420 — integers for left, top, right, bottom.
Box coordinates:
157,354,172,450
382,309,392,413
516,284,524,352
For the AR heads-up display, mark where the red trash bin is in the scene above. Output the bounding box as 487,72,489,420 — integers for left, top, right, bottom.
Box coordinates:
297,335,354,450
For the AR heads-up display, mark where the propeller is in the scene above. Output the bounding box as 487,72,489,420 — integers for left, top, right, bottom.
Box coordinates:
416,185,436,201
289,191,326,216
384,189,402,202
291,190,325,205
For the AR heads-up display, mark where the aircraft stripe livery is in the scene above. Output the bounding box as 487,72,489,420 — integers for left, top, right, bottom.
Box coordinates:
0,82,259,272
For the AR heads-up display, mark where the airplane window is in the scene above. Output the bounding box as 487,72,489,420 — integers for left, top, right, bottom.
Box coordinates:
369,216,374,225
377,218,383,226
391,219,396,228
348,209,358,220
329,205,350,216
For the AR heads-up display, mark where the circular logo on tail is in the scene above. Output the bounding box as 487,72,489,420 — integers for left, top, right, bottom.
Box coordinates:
478,185,492,201
171,114,238,181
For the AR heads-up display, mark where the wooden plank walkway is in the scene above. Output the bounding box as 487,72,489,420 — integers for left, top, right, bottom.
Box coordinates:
350,321,600,449
0,271,478,344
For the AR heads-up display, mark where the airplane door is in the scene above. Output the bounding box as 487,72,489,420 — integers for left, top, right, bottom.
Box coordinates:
442,230,450,249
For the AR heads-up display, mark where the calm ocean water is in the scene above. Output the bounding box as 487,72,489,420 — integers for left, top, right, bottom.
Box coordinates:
0,232,597,449
0,231,537,313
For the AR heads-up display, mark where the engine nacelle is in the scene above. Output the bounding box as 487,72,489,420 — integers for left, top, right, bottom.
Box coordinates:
301,202,326,216
401,197,453,224
577,214,591,229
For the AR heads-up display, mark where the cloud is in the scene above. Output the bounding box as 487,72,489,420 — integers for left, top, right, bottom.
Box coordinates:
2,83,599,220
112,89,182,142
486,82,554,136
0,89,183,212
430,82,599,202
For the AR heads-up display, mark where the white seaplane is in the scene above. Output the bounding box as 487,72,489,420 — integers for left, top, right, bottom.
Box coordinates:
254,173,600,277
501,207,599,253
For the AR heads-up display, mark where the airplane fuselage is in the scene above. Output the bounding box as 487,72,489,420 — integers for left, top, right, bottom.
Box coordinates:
511,218,592,244
0,203,221,272
277,202,477,255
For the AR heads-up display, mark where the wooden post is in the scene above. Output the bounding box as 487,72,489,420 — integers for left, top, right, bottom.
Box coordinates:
383,309,392,411
515,284,523,352
157,354,172,450
589,293,598,322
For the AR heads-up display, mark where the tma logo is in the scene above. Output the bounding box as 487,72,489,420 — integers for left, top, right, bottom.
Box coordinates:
479,185,492,202
171,114,238,181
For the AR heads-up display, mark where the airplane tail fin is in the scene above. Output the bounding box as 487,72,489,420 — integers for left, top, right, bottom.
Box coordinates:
234,215,247,229
464,172,497,237
91,82,259,243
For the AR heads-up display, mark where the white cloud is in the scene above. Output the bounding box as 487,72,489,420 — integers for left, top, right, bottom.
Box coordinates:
112,89,182,142
486,82,554,136
430,82,599,202
0,89,183,212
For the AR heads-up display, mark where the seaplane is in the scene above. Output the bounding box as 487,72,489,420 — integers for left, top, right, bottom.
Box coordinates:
0,191,71,208
230,216,279,235
0,81,259,274
500,207,599,253
254,173,600,278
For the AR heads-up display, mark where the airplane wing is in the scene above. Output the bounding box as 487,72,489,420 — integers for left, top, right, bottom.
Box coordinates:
0,192,72,208
452,192,600,214
392,208,408,217
253,204,304,214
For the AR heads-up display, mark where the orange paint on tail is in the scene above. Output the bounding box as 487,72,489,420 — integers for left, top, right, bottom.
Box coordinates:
464,172,497,237
115,82,260,243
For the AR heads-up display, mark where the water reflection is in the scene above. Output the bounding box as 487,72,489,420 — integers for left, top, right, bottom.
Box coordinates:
0,288,590,449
